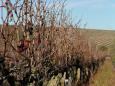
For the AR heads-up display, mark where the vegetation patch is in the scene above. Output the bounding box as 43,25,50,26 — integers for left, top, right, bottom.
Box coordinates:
90,60,115,86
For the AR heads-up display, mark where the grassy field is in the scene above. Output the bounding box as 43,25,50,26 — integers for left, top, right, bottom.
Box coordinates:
81,29,115,47
81,29,115,65
90,59,115,86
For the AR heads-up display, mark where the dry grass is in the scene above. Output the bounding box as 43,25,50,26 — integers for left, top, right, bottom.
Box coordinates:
81,29,115,47
90,59,115,86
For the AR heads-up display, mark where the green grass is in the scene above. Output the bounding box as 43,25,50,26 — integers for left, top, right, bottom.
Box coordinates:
112,57,115,63
90,60,115,86
112,56,115,65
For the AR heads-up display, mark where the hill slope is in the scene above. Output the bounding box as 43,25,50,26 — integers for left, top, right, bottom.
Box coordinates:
81,29,115,47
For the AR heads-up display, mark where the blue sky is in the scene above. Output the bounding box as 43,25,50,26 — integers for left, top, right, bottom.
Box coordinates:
0,0,115,30
66,0,115,30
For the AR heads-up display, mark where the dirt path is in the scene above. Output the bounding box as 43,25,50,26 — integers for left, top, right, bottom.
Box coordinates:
90,59,115,86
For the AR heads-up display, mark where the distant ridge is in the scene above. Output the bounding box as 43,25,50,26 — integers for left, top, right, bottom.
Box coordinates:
80,29,115,47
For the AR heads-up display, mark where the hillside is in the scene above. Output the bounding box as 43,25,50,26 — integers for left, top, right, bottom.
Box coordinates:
81,29,115,47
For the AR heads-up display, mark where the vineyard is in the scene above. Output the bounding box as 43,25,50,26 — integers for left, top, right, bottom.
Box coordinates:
0,0,108,86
